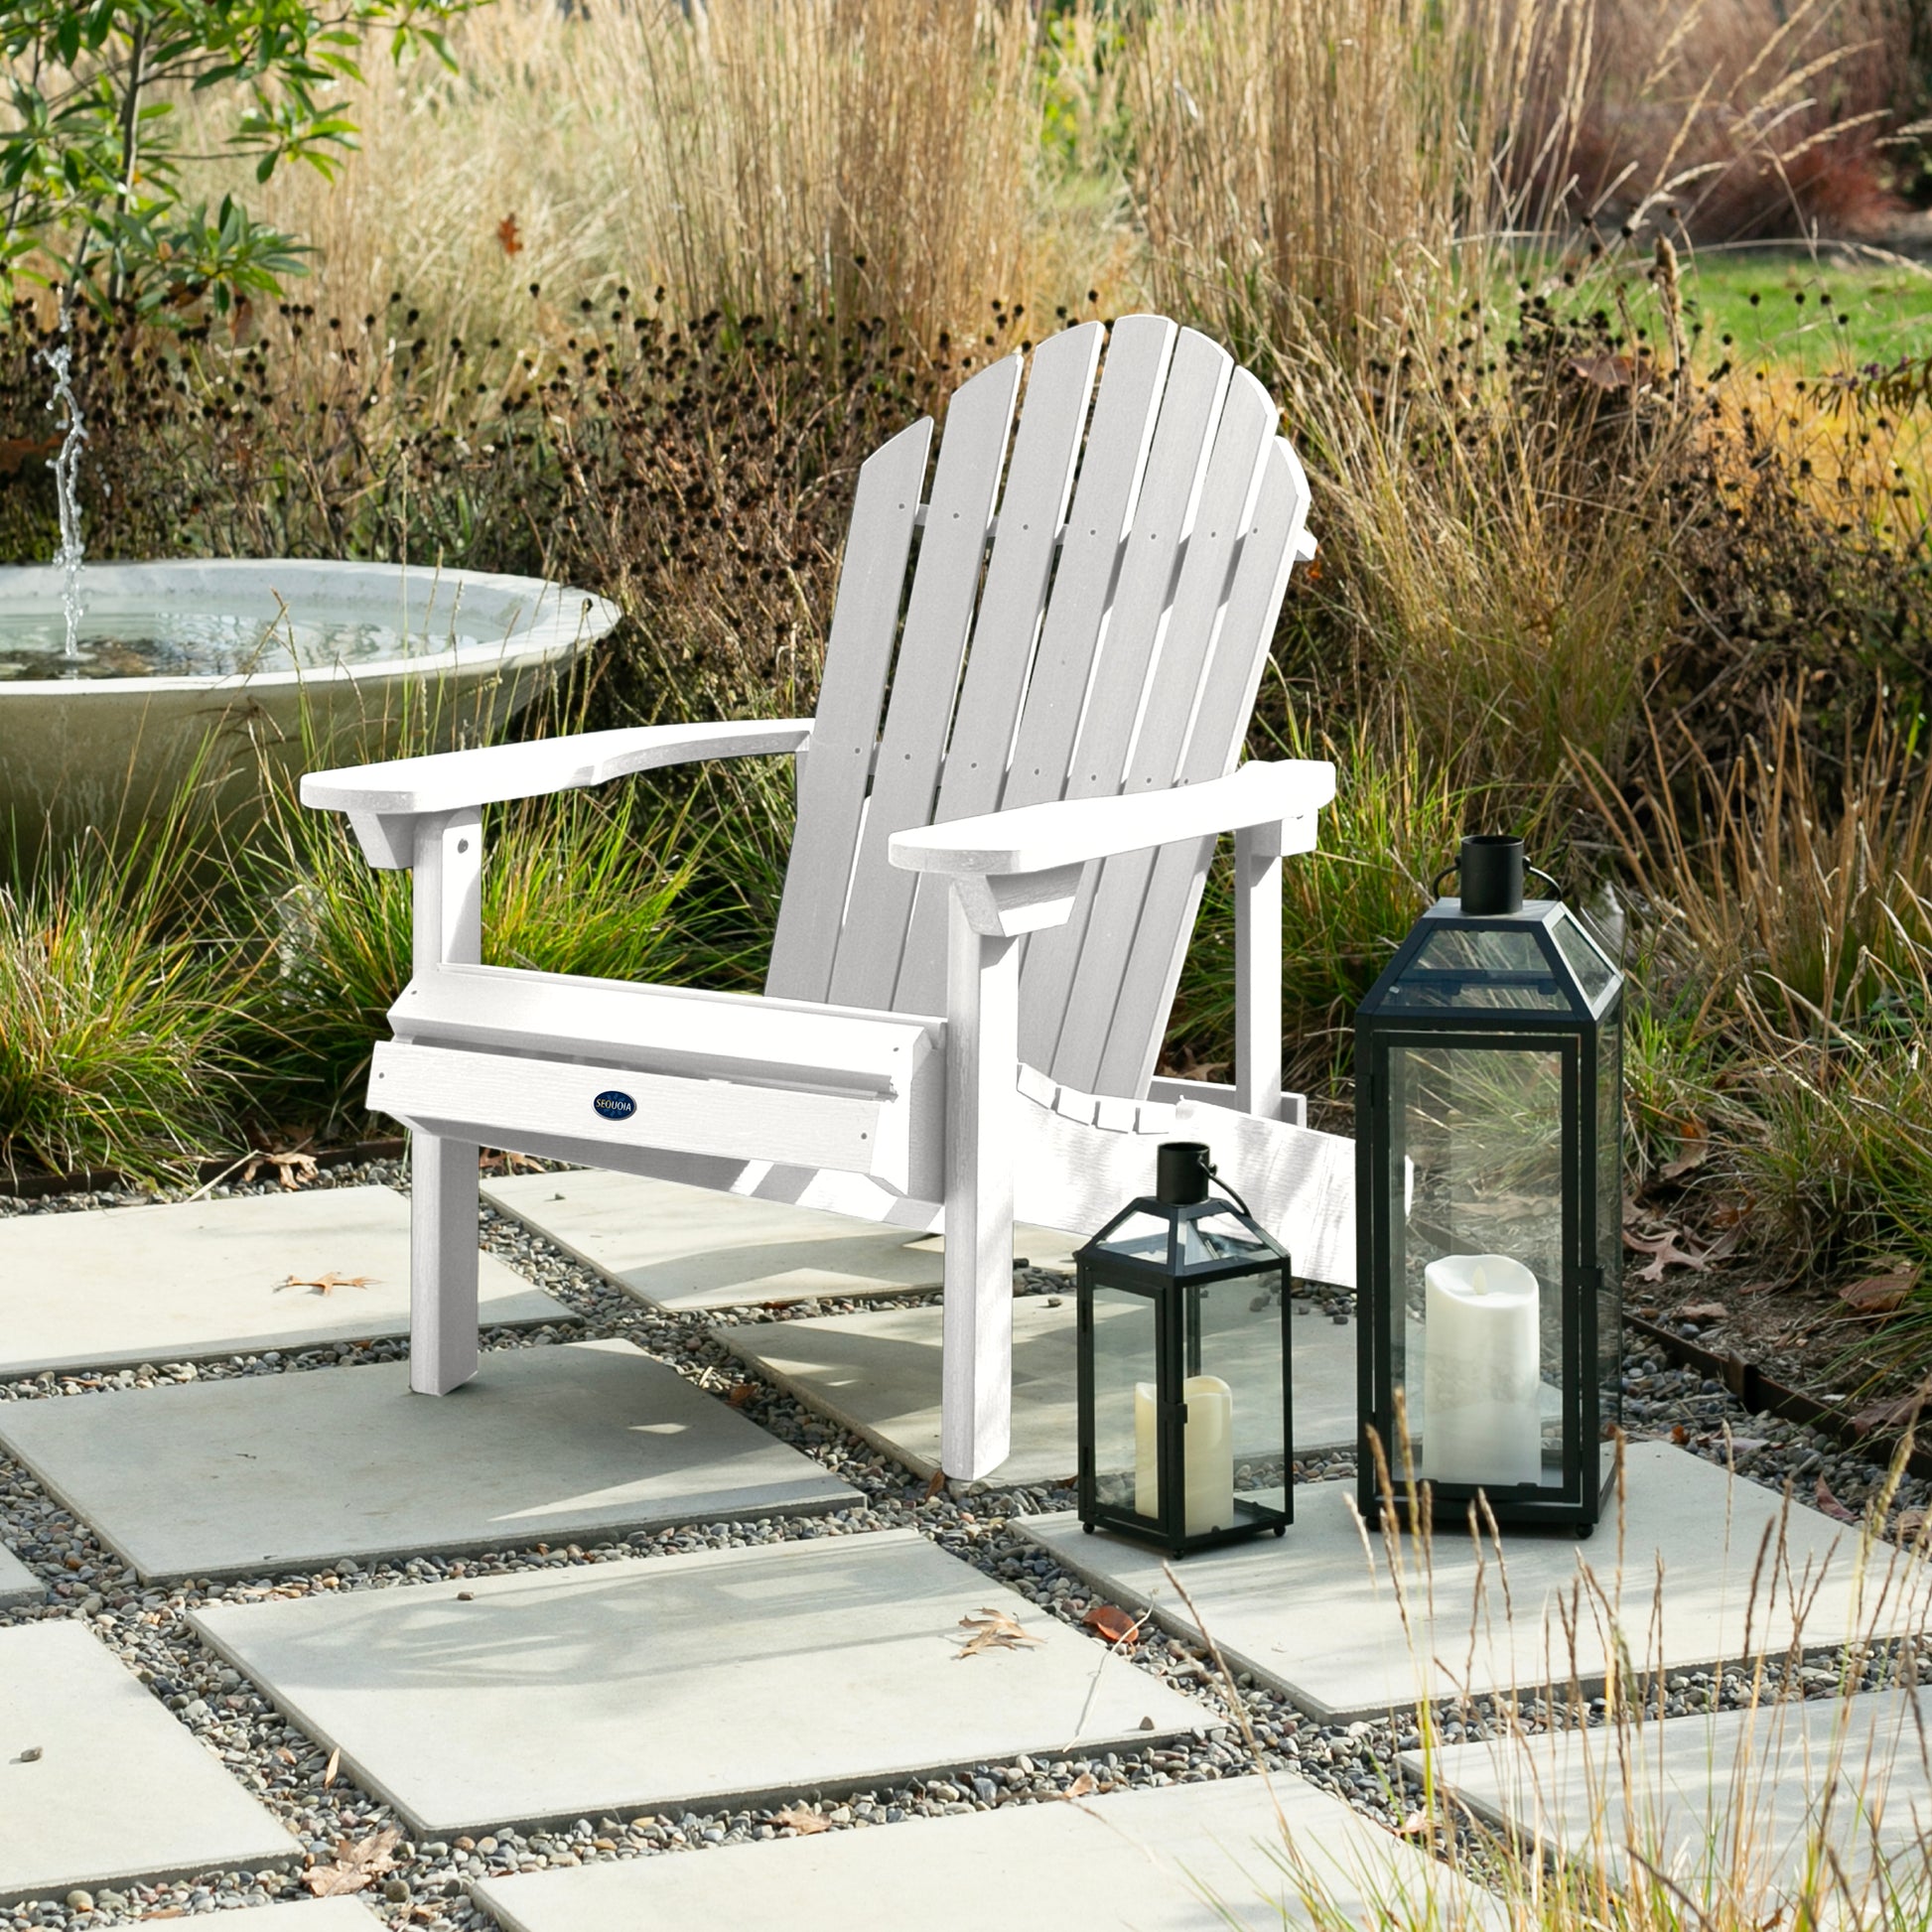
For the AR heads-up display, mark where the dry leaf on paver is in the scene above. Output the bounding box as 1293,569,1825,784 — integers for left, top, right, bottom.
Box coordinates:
303,1826,400,1896
773,1806,830,1835
323,1746,340,1787
1081,1603,1143,1649
1814,1476,1860,1524
278,1273,372,1297
1061,1772,1098,1800
1840,1267,1920,1316
956,1607,1044,1658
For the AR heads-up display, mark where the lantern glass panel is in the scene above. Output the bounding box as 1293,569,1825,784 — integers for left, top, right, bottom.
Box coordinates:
1551,911,1617,1007
1391,1042,1567,1491
1376,926,1568,1013
1596,1023,1624,1436
1087,1283,1159,1523
1194,1272,1292,1522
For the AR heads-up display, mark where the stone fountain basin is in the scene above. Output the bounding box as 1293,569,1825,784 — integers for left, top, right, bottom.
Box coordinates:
0,559,620,848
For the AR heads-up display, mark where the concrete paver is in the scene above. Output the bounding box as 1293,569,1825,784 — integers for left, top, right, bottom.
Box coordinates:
473,1770,1504,1930
0,1185,562,1377
0,1340,856,1583
722,1294,1357,1487
1401,1689,1932,1916
191,1528,1206,1838
0,1543,42,1608
0,1621,298,1906
483,1169,1077,1311
1021,1444,1930,1721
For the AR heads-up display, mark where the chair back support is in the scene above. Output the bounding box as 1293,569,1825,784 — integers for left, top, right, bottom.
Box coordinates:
765,316,1311,1100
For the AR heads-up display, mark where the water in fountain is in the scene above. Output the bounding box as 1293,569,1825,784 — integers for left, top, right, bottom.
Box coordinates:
38,304,88,660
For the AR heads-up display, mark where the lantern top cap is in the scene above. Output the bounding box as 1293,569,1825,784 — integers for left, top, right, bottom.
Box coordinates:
1357,894,1621,1023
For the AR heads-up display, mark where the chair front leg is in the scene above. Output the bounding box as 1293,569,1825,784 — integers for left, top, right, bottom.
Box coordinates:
1233,818,1285,1118
940,887,1022,1482
407,807,483,1395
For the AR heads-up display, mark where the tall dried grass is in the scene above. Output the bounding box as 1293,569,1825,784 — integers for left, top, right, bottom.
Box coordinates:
177,0,1062,354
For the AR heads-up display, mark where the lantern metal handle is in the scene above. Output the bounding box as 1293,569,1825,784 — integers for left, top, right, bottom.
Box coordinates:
1204,1158,1253,1220
1429,860,1565,899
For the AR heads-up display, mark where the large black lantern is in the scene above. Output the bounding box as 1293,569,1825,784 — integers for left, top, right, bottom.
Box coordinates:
1076,1142,1293,1557
1355,836,1623,1534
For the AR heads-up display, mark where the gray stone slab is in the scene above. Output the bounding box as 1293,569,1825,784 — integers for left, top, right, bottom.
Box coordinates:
0,1542,42,1607
0,1340,857,1584
722,1295,1357,1488
0,1185,563,1378
191,1528,1207,1839
483,1169,1079,1311
474,1769,1503,1931
0,1620,298,1906
1402,1689,1932,1917
1021,1443,1932,1723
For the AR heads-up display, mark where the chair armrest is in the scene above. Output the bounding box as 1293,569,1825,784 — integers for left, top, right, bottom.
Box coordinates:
300,720,814,817
888,759,1335,879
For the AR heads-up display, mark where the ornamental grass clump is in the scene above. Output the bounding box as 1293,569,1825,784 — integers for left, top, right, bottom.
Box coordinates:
0,801,254,1183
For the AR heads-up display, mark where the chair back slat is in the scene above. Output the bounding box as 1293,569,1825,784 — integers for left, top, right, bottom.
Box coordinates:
1088,436,1312,1098
1043,367,1279,1092
825,355,1022,1012
766,417,932,1003
768,318,1313,1105
1015,328,1233,1071
998,315,1176,817
893,323,1105,1016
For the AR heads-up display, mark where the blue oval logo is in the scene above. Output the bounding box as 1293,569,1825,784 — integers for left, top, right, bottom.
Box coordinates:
593,1089,637,1123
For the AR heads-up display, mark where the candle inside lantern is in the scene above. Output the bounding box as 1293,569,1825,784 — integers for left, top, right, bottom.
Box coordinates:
1420,1253,1542,1488
1134,1376,1235,1534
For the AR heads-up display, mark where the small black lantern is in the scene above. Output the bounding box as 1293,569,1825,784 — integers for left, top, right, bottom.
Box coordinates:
1355,836,1624,1535
1076,1142,1293,1557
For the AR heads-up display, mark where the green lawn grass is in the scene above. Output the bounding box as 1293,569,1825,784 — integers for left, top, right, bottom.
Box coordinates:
1676,250,1932,371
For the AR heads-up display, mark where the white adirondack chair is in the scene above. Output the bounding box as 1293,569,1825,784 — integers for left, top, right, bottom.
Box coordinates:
301,315,1355,1480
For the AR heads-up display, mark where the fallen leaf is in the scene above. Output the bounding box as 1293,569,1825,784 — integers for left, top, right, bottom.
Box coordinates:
279,1272,372,1298
1397,1809,1433,1836
1082,1602,1143,1648
479,1149,543,1174
1677,1302,1728,1324
1062,1771,1098,1799
1813,1476,1860,1524
1670,1424,1690,1447
1893,1508,1927,1540
956,1607,1045,1658
1839,1268,1920,1317
922,1468,947,1502
1850,1391,1929,1438
773,1805,829,1835
1623,1225,1730,1284
726,1381,759,1408
303,1826,399,1897
323,1746,340,1788
241,1147,319,1190
497,213,523,256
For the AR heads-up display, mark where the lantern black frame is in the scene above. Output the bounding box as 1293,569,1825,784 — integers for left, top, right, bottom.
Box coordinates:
1075,1193,1294,1559
1354,893,1623,1536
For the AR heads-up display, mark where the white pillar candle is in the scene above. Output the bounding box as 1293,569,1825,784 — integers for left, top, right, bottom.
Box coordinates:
1134,1376,1236,1534
1420,1253,1542,1488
